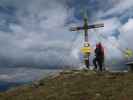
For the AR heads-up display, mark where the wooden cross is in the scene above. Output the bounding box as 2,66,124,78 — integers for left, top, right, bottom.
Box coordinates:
70,16,104,42
70,15,104,69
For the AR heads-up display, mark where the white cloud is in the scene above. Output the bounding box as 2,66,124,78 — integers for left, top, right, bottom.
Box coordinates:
0,68,59,82
0,0,81,68
0,74,11,80
97,17,121,36
118,18,133,49
120,19,133,33
103,0,133,16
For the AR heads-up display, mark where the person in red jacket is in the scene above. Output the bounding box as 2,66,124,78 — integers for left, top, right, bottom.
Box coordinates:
93,42,104,71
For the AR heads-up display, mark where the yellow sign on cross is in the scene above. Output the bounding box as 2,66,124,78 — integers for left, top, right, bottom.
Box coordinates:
81,47,91,53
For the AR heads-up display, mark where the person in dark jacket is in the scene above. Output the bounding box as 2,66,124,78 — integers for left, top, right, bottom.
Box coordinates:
93,42,104,71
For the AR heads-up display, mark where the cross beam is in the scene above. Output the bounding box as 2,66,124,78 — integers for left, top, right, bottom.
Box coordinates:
70,17,104,42
70,24,104,31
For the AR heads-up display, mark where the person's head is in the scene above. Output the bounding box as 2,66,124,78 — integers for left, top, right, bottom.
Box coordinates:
96,44,99,48
96,42,102,49
98,42,102,48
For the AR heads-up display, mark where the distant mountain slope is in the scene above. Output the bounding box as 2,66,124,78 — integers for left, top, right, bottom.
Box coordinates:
0,81,25,92
0,70,133,100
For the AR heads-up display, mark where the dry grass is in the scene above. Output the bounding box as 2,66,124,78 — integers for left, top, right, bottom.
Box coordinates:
0,70,133,100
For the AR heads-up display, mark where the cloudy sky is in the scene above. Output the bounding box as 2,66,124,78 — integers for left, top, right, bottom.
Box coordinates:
0,0,133,82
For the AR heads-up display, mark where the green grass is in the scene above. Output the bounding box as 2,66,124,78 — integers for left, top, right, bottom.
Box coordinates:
0,70,133,100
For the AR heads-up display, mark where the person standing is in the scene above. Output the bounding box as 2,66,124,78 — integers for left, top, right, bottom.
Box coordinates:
93,42,104,71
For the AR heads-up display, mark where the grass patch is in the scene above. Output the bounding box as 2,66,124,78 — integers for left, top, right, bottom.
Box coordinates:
0,70,133,100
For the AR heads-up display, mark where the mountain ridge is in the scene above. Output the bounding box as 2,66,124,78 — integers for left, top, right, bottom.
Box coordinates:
0,69,133,100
